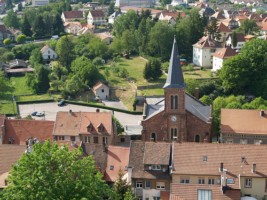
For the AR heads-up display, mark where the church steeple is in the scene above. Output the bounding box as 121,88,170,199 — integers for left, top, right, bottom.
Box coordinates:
163,36,185,89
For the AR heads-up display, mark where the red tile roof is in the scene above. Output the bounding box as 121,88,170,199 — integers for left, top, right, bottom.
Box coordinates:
173,143,267,185
217,22,232,33
104,145,130,182
0,144,25,174
63,11,83,19
212,47,237,59
161,10,186,19
193,36,222,49
170,184,240,200
3,119,54,145
90,10,105,18
221,109,267,134
53,111,113,136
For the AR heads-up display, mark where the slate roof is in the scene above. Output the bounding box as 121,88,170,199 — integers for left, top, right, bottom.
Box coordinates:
129,141,171,180
53,111,113,136
221,109,267,134
63,11,83,19
163,37,185,89
0,144,25,174
212,47,237,59
144,94,211,123
104,145,130,182
4,119,54,145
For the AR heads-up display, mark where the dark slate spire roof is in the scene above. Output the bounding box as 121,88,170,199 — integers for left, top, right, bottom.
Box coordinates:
163,36,185,89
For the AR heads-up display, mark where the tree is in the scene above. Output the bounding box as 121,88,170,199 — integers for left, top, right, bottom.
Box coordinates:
3,38,12,46
114,169,131,200
64,74,84,95
207,18,221,41
1,141,113,200
108,2,115,15
143,58,162,80
5,0,13,10
49,61,68,91
232,31,237,48
29,48,43,66
124,188,137,200
16,34,27,44
200,95,212,105
104,68,110,80
3,10,20,28
71,56,99,86
219,39,267,98
239,19,259,34
56,35,75,70
2,52,15,62
17,2,22,11
21,16,32,37
34,65,50,93
32,15,46,37
52,13,64,35
93,57,105,67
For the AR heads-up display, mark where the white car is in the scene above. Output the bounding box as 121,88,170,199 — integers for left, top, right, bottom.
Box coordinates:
35,112,45,117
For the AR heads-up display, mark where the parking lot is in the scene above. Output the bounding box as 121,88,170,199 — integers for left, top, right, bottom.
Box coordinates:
18,102,143,127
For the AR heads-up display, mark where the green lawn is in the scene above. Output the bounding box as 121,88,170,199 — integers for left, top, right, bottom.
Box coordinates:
10,76,33,95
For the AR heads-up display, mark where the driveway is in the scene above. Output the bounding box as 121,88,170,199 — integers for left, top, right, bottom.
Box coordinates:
18,102,143,127
102,100,127,110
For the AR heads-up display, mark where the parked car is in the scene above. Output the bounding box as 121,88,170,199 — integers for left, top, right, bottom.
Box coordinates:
31,111,37,116
57,100,65,106
36,112,45,117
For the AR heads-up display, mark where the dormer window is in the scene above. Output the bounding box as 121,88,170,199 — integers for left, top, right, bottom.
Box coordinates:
87,123,93,132
152,165,161,170
97,123,104,132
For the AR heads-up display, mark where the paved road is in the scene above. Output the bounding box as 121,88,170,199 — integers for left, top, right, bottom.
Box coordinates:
18,102,143,127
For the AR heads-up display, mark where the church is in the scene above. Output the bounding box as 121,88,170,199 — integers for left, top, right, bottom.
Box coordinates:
141,37,212,143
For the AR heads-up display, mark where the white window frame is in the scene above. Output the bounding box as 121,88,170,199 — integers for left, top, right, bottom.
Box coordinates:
198,189,212,200
245,178,252,188
198,178,205,184
136,181,143,188
180,177,190,184
156,182,165,190
84,136,90,143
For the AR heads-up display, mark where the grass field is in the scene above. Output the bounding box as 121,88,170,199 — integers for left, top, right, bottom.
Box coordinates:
9,76,33,95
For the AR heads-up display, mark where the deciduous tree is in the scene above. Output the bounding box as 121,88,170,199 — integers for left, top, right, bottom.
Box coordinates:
1,141,113,200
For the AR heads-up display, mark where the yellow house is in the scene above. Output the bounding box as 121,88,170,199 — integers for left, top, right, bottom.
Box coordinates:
170,143,267,200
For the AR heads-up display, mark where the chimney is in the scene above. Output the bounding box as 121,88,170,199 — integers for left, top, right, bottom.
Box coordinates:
96,108,100,112
220,162,224,172
69,109,72,113
260,110,264,117
252,163,256,173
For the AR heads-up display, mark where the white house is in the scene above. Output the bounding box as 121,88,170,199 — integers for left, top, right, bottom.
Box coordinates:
40,45,58,61
64,22,83,35
212,46,238,71
87,10,106,26
92,82,109,100
225,32,245,52
217,22,232,42
193,36,222,68
108,11,121,24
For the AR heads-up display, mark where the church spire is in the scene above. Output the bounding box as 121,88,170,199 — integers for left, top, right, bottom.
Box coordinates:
163,36,185,89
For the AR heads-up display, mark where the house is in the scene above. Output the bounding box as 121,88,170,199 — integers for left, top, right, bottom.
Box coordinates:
77,24,95,35
4,59,34,76
104,145,130,183
64,22,83,35
95,32,113,44
170,142,267,200
115,0,154,8
193,35,222,68
260,17,267,35
244,34,255,42
87,10,106,26
128,141,171,200
53,110,114,146
211,10,226,20
158,10,186,25
2,119,54,145
221,16,239,30
225,32,245,51
212,46,238,71
217,22,232,42
199,6,215,19
0,145,26,189
120,6,162,19
142,37,212,143
40,45,58,61
220,109,267,144
108,11,121,24
61,11,84,23
92,82,109,100
32,0,49,6
0,24,13,44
